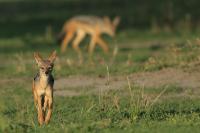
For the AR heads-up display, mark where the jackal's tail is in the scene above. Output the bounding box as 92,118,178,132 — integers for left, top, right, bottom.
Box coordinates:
56,31,66,45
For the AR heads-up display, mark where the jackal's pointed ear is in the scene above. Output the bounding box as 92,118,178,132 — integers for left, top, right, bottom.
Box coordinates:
103,16,111,24
113,16,120,27
34,52,43,65
48,50,57,63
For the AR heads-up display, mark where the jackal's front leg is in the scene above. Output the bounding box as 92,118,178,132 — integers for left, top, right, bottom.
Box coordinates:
96,37,109,53
32,82,38,108
45,97,53,124
33,91,38,108
37,96,44,125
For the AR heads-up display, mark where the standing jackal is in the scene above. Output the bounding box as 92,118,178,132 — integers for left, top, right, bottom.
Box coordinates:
59,15,120,54
32,51,56,125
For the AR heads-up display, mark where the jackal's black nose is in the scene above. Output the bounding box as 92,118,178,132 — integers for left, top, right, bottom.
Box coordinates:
45,71,49,74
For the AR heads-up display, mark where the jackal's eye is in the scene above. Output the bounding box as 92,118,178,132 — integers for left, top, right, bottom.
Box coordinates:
48,67,52,70
40,67,44,70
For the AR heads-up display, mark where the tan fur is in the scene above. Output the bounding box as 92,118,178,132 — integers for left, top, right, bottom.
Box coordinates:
32,51,56,125
60,15,120,54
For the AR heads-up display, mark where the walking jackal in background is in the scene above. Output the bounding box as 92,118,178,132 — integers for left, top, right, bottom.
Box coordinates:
59,15,120,54
32,51,57,125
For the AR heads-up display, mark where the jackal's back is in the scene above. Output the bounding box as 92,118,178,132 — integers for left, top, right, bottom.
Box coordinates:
70,15,105,27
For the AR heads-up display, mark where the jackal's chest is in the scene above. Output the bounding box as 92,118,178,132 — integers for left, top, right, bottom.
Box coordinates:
35,82,52,96
34,74,54,96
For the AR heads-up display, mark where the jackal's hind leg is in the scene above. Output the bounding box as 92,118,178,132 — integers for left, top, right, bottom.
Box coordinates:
43,96,48,112
72,30,85,54
88,35,97,54
61,31,74,53
72,30,86,64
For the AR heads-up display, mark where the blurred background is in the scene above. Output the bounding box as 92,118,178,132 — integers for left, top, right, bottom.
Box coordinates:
1,0,200,37
1,0,200,76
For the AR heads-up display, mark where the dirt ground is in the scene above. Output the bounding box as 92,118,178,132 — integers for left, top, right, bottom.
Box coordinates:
54,68,200,96
2,68,199,96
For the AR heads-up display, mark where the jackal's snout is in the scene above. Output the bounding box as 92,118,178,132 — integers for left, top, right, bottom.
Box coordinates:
44,67,51,75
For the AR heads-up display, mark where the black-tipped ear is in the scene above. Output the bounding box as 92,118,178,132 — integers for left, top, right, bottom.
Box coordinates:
34,52,43,65
48,50,57,63
113,16,121,27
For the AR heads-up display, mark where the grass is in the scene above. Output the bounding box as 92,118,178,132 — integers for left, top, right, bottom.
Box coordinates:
2,84,200,132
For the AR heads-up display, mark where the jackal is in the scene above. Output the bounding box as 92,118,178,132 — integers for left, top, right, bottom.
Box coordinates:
59,15,120,54
32,51,56,125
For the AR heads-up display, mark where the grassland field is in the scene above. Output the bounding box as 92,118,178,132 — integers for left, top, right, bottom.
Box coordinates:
2,19,200,133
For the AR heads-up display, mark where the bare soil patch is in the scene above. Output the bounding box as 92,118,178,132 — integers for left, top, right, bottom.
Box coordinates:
54,68,200,96
130,68,200,88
